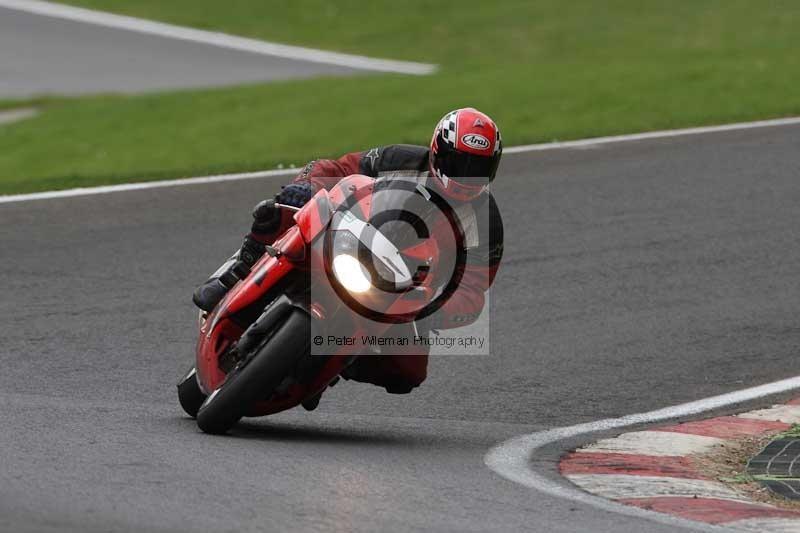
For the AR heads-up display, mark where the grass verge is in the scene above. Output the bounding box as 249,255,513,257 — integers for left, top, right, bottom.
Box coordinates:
696,424,800,508
2,1,800,194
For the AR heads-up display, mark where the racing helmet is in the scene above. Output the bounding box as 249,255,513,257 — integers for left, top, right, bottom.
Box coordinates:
429,108,502,201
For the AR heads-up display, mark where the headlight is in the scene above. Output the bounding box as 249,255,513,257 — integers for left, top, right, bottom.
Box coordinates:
332,254,372,293
328,213,413,295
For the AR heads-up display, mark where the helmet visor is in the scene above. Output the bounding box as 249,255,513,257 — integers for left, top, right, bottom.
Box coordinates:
435,143,499,184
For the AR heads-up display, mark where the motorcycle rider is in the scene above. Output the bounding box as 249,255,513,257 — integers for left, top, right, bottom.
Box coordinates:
193,108,503,403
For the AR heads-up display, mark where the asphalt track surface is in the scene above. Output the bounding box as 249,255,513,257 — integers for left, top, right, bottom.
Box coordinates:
1,124,800,532
0,7,360,98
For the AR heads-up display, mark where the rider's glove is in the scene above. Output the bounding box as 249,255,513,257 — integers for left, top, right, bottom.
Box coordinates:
238,235,266,267
251,199,281,234
276,182,315,208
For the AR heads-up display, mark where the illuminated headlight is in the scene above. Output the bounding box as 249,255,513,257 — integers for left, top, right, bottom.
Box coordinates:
332,254,372,293
328,218,413,295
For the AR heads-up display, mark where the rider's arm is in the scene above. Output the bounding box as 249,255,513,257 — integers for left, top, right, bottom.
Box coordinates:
435,265,491,329
291,145,429,191
249,152,365,243
292,152,365,191
431,196,503,330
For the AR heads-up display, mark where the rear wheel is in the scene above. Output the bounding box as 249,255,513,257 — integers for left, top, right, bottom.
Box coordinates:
177,367,206,418
196,309,310,434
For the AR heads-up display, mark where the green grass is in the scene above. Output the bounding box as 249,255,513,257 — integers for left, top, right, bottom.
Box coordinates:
777,424,800,439
2,0,800,194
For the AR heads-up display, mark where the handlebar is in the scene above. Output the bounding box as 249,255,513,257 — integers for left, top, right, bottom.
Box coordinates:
274,202,302,212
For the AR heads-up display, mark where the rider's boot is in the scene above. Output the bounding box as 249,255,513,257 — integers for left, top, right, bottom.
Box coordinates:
301,390,323,411
193,199,284,312
192,236,266,312
301,377,339,411
192,278,231,313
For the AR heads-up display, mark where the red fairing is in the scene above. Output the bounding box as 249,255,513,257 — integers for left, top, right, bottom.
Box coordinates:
295,161,497,331
196,228,305,393
294,189,333,244
196,316,244,394
328,174,375,214
195,192,370,411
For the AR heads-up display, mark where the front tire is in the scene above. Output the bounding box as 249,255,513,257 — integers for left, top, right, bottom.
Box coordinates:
177,367,206,418
196,309,309,434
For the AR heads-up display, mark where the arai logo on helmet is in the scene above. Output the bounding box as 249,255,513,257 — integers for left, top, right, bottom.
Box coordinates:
461,133,490,151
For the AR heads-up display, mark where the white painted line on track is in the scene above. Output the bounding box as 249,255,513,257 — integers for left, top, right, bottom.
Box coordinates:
484,375,800,532
0,168,295,204
0,0,436,75
3,115,800,205
503,116,800,153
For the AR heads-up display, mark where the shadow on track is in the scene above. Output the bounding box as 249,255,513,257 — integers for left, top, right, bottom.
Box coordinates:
173,416,415,446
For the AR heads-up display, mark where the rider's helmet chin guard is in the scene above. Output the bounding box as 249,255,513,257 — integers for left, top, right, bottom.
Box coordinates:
429,107,502,202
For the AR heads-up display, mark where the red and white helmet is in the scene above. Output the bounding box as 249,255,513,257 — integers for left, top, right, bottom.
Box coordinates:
429,107,502,201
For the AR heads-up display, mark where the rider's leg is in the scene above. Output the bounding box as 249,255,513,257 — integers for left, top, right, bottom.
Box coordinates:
305,326,427,411
342,323,430,393
193,199,285,312
192,235,267,312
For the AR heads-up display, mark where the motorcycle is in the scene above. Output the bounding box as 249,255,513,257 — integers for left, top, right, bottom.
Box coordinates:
177,174,442,434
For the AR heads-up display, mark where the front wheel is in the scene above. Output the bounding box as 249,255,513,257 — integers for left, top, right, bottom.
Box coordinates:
196,309,309,434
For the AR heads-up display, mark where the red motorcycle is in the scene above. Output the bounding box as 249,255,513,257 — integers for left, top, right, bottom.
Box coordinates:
177,174,442,434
